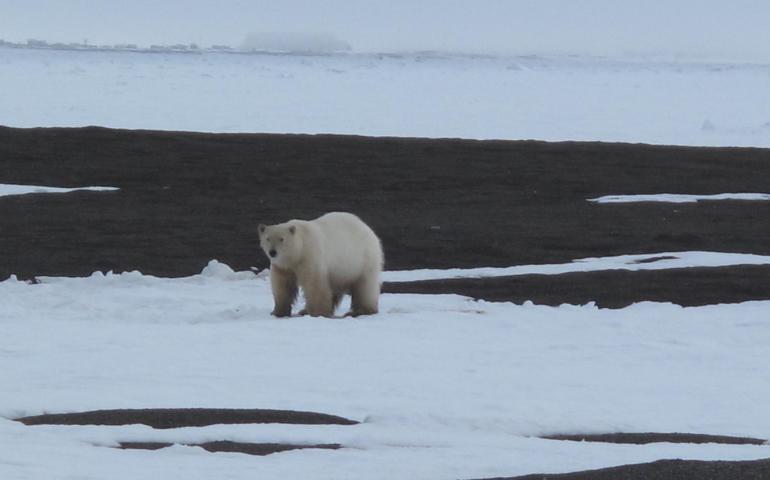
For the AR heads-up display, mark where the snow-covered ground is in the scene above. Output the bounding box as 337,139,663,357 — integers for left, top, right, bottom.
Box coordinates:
2,259,769,480
2,47,770,147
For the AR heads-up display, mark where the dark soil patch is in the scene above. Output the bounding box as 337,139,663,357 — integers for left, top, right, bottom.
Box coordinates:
16,408,358,428
2,126,770,285
630,255,680,264
541,432,767,445
475,458,770,480
383,265,770,308
118,441,341,456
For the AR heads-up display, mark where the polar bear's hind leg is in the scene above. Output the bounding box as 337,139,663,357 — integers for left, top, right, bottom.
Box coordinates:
349,274,380,316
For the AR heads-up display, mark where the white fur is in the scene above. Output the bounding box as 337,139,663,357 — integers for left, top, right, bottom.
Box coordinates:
259,212,383,317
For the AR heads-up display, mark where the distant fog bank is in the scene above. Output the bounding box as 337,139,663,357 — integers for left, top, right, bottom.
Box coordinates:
241,32,351,53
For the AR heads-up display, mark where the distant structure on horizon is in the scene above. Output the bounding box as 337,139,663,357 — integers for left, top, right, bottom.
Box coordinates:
0,34,352,55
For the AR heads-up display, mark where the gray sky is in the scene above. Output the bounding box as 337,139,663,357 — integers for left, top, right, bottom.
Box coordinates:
2,0,769,60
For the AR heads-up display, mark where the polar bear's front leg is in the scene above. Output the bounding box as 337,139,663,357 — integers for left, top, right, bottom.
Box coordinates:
270,266,297,317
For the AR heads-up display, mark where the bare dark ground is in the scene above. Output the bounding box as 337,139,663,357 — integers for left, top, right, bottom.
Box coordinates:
540,432,767,445
3,126,770,478
118,441,341,456
3,126,770,284
475,458,770,480
16,408,358,428
383,264,770,308
18,409,350,458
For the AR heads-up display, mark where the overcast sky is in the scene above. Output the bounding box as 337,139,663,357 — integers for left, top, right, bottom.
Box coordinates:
2,0,769,60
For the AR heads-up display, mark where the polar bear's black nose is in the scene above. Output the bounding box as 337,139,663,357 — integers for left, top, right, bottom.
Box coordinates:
269,249,277,258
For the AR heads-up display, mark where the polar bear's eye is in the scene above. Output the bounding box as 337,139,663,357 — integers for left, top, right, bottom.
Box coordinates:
279,237,284,243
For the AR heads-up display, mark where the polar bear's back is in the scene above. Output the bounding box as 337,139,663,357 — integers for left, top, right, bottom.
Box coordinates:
311,212,383,281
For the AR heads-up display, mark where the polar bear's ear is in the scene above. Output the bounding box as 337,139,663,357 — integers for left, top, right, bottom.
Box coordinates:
258,224,266,235
289,225,296,235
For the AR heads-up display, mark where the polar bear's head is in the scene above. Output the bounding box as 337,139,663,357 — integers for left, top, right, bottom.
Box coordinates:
258,222,303,269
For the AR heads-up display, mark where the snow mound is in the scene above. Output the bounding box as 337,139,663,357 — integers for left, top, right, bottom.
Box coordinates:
199,260,255,281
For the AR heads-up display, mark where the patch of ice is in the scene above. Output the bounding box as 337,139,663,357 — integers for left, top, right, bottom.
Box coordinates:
0,183,118,198
383,251,770,282
589,193,770,203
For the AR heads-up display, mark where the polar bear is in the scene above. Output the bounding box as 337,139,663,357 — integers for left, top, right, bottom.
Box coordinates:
258,212,383,317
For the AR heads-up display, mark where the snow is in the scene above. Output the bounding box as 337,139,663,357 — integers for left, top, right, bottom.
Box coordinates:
2,47,770,147
589,193,770,203
0,183,119,197
2,258,770,479
382,251,770,282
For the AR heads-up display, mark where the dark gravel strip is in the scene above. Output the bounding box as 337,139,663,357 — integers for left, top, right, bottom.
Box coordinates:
16,408,358,428
472,458,770,480
382,264,770,308
541,432,767,445
118,441,342,456
3,126,770,279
